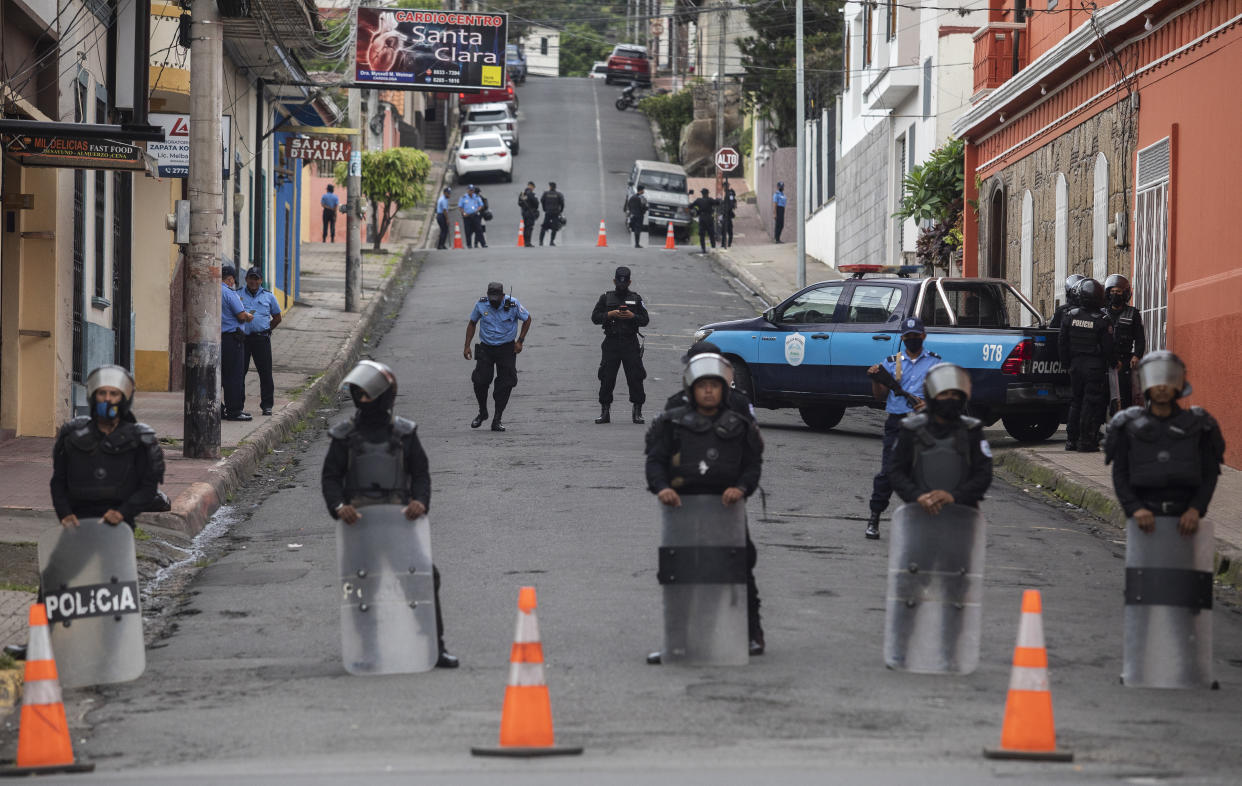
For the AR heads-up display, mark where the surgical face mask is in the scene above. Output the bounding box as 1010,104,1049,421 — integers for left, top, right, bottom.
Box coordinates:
903,336,924,354
1108,291,1127,308
94,400,119,420
928,396,965,421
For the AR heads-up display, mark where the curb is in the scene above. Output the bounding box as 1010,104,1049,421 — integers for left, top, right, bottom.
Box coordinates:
146,246,423,537
707,249,777,308
995,448,1242,590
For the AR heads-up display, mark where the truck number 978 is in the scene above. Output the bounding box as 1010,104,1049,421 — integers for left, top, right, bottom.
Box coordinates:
982,344,1005,363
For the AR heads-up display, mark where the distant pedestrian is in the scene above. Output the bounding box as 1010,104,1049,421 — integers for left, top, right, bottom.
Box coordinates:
321,184,340,243
435,186,451,249
690,188,717,253
241,267,283,417
539,181,565,246
464,282,532,431
772,181,787,243
220,264,254,421
626,185,648,248
518,181,539,247
720,180,737,249
592,266,649,424
458,185,486,249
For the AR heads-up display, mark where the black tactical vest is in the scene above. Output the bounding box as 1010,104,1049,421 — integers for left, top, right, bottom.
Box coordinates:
905,414,974,493
61,418,147,504
668,408,748,493
1123,409,1205,488
603,291,641,337
339,416,415,506
1066,307,1107,358
1109,307,1139,357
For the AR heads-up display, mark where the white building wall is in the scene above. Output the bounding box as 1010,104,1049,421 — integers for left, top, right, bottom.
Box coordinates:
523,27,561,77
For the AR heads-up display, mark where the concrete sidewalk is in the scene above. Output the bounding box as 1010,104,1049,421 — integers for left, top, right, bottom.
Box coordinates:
705,204,1242,587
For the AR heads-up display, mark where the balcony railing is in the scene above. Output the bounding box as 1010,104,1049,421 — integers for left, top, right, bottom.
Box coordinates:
972,22,1029,96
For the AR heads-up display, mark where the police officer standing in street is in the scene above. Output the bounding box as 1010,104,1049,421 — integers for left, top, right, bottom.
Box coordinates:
221,265,254,421
689,188,717,253
457,186,485,249
772,181,787,243
240,267,283,416
1059,278,1113,452
1103,273,1146,412
464,282,532,431
887,363,993,514
1105,351,1225,537
518,181,539,248
539,181,565,246
1049,273,1085,328
864,316,939,540
645,352,766,658
720,179,737,249
321,360,458,668
592,266,649,424
435,186,452,250
626,185,648,248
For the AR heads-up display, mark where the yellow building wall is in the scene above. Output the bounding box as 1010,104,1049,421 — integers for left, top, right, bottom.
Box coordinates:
132,177,177,390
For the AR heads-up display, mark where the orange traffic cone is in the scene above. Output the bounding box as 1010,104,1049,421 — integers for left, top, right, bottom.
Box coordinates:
453,221,464,249
471,587,582,758
663,221,676,249
517,218,526,247
1,604,94,775
983,590,1073,762
595,219,608,247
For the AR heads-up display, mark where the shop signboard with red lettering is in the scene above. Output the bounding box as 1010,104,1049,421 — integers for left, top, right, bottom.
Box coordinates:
355,7,508,91
4,134,146,171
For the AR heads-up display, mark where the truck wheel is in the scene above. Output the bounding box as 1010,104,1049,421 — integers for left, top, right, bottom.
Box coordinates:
1002,413,1060,443
800,405,845,432
674,226,689,242
730,358,755,403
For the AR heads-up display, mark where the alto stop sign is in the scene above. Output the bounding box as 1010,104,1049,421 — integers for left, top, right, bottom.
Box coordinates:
715,147,740,172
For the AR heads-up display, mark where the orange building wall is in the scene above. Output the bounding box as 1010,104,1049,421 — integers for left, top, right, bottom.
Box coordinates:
1025,2,1115,63
1135,20,1242,467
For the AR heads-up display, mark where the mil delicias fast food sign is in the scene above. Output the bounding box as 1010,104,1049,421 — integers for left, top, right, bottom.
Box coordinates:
355,7,508,90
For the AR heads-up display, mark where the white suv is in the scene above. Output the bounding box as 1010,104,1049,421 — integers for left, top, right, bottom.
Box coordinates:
461,103,519,156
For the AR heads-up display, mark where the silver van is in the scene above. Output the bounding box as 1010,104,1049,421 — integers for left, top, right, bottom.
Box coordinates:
462,103,519,155
625,160,690,240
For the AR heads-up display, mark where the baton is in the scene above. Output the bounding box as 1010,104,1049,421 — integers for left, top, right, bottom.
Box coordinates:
867,366,921,409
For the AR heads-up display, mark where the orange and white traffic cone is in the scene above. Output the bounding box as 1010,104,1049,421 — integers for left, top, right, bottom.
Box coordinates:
983,590,1073,762
595,219,608,247
663,221,676,250
453,221,464,249
517,218,526,247
471,587,582,758
0,604,94,775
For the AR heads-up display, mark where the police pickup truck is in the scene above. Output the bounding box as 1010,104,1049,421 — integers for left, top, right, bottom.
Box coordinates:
694,266,1071,442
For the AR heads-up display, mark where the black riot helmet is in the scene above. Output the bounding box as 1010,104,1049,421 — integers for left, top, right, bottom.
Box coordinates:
1074,278,1105,310
1104,273,1132,307
1064,273,1086,305
1137,350,1191,399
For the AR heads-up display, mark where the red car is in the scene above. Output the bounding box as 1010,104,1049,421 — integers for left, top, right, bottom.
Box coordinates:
459,75,518,112
604,44,651,86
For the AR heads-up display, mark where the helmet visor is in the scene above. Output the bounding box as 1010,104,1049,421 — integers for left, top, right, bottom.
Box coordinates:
1137,355,1185,394
923,363,972,399
341,360,394,399
85,365,135,401
682,353,734,390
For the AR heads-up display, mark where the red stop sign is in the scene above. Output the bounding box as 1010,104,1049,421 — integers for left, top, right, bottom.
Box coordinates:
715,147,739,172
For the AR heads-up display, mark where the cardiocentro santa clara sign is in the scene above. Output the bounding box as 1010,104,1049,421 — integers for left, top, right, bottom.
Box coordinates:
355,7,509,91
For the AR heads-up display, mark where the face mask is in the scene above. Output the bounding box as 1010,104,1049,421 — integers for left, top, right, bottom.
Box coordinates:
488,297,503,309
94,400,119,420
903,336,924,354
929,396,965,421
1108,292,1127,308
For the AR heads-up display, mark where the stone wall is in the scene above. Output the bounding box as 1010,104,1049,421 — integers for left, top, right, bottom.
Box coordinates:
976,102,1135,318
835,119,891,266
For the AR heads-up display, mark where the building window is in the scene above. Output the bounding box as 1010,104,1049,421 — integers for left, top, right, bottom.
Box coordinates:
541,37,548,56
886,1,896,42
862,7,872,68
1092,152,1109,282
1020,190,1033,327
1054,173,1068,307
987,182,1006,279
1134,138,1170,351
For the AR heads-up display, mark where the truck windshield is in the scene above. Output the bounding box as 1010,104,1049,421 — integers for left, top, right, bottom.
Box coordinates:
638,172,687,193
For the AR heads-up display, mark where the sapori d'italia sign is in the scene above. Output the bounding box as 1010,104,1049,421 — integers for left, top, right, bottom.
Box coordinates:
287,137,351,161
355,6,508,91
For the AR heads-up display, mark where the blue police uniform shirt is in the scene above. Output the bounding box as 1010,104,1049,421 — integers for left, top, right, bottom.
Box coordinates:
773,190,787,207
470,297,529,345
458,193,482,216
321,192,340,210
881,349,940,415
436,194,449,214
240,286,282,333
221,283,246,333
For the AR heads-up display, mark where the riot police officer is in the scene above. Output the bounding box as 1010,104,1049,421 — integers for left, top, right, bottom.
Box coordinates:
645,353,766,658
626,186,648,248
1058,278,1113,452
664,340,755,420
539,181,565,246
321,360,459,668
592,266,649,424
1049,273,1085,329
887,363,993,513
1105,351,1225,535
518,181,539,248
1103,273,1146,412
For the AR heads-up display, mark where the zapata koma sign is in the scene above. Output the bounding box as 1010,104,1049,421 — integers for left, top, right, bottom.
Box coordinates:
355,7,508,91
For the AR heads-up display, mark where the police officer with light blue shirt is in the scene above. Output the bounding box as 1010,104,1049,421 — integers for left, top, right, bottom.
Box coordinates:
241,267,283,416
220,265,254,421
463,282,532,431
772,181,787,243
435,186,452,249
457,187,486,249
864,316,940,539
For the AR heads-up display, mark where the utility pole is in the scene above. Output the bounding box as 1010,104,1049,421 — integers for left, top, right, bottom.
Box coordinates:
345,87,361,313
184,0,223,458
795,0,806,288
715,2,726,194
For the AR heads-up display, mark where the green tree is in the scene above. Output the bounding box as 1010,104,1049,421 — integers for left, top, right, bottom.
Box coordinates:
335,147,432,252
736,0,842,147
894,138,966,270
638,88,694,161
559,21,614,76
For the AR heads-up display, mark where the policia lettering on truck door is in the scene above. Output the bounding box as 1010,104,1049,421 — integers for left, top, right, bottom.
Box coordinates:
1059,278,1113,452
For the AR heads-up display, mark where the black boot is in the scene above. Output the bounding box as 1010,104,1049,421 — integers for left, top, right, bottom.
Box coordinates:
865,511,881,540
632,404,644,424
471,409,488,429
436,649,460,669
595,405,610,424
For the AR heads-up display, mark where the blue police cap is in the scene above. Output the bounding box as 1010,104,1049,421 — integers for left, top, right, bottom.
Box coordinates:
900,316,926,336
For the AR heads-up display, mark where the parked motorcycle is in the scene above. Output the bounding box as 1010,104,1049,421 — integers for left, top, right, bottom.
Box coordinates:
615,82,666,111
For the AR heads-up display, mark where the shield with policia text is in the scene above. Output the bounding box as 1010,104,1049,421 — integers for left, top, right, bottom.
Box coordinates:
658,494,749,666
1123,515,1215,689
884,503,986,674
38,520,145,688
336,506,437,675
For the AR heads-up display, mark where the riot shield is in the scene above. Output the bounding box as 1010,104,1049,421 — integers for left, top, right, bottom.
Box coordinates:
1107,368,1121,413
1123,516,1214,689
884,503,986,674
37,520,145,688
658,494,749,666
336,506,437,675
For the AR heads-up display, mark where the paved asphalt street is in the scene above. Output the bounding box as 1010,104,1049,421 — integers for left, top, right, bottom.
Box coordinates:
65,79,1242,783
